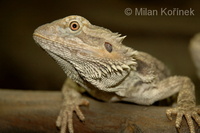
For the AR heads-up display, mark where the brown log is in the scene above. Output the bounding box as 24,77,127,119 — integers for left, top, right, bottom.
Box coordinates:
0,89,199,133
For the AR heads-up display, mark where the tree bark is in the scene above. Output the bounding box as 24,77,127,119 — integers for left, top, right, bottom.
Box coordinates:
0,89,198,133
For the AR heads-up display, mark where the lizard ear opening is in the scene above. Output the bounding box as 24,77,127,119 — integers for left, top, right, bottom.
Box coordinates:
69,21,80,31
104,42,112,53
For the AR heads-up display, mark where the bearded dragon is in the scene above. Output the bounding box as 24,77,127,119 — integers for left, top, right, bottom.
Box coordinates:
190,33,200,80
33,15,200,133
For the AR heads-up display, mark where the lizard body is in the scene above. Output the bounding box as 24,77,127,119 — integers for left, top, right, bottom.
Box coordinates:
33,15,200,133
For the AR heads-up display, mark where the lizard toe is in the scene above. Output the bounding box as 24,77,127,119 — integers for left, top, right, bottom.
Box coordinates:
175,112,183,128
166,108,177,121
192,109,200,126
185,113,195,133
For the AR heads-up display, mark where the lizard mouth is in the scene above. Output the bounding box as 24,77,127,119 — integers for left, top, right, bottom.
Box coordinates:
33,33,70,52
33,33,68,60
33,32,95,55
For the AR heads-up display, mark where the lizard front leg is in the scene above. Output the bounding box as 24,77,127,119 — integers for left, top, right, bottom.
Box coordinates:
165,76,200,133
123,76,200,132
56,79,89,133
149,76,200,133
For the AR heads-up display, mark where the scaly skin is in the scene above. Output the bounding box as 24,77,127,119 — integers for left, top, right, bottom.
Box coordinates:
33,15,200,133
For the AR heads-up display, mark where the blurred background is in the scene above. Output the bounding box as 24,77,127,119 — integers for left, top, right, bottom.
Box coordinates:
0,0,200,103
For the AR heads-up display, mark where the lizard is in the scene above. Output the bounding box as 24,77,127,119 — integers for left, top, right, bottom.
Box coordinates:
190,33,200,80
33,15,200,133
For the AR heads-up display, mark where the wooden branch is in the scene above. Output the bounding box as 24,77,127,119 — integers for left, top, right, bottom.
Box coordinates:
0,89,198,133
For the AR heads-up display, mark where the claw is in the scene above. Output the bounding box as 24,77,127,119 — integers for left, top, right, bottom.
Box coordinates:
166,109,173,121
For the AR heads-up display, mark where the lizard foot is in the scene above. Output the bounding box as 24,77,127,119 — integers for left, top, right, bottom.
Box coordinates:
166,106,200,133
56,98,89,133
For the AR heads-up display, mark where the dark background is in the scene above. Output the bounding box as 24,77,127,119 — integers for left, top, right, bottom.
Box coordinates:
0,0,200,103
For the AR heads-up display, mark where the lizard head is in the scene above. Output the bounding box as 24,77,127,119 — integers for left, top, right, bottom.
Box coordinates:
33,15,138,92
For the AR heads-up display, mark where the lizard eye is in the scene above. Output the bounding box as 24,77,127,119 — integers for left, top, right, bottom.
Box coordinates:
69,21,80,31
104,42,112,53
